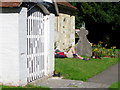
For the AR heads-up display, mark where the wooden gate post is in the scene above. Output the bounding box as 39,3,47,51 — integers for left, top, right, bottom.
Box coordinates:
44,15,49,76
44,14,55,76
47,14,55,75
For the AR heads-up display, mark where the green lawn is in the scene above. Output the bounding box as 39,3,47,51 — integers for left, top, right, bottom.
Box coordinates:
55,57,119,81
0,84,50,90
109,81,120,89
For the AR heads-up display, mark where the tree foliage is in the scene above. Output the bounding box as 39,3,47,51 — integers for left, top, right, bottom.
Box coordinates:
70,2,120,30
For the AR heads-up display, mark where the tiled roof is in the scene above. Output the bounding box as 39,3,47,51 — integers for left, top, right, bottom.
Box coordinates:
57,2,77,9
0,2,21,7
0,1,77,10
0,0,21,7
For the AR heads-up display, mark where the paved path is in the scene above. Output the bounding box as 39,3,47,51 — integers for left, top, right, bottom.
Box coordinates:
30,62,119,88
88,62,119,87
31,77,108,88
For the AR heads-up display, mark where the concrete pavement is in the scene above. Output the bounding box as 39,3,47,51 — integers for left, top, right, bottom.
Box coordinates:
88,62,119,87
31,77,109,88
30,62,119,88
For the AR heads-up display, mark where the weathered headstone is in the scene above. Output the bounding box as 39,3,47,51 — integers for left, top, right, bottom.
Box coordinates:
75,27,92,56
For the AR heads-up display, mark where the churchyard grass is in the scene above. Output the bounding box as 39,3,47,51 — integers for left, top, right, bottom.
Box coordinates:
0,84,50,89
109,81,120,89
55,57,120,81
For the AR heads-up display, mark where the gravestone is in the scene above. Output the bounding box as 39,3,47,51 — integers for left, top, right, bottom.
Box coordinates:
75,27,92,56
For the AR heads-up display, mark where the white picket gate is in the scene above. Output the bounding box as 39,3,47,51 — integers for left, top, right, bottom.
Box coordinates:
27,8,45,82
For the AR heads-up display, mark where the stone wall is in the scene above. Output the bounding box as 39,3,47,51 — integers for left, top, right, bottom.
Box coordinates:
55,13,75,52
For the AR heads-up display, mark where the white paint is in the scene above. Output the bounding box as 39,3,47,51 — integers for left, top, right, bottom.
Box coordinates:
44,14,55,76
0,8,2,84
0,7,27,86
43,0,53,3
19,7,27,86
47,14,55,75
0,6,55,86
27,8,45,82
0,12,19,86
44,15,49,76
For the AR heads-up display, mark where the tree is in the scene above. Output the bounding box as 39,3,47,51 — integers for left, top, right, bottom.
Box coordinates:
70,2,120,48
70,2,120,31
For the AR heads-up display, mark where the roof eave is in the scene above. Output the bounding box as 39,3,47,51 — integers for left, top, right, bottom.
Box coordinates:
0,2,22,7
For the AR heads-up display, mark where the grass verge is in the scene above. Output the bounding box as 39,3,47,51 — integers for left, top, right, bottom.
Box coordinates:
55,57,119,81
109,81,120,89
0,84,50,90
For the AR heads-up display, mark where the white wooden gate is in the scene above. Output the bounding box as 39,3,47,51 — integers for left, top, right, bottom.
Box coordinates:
27,7,45,82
